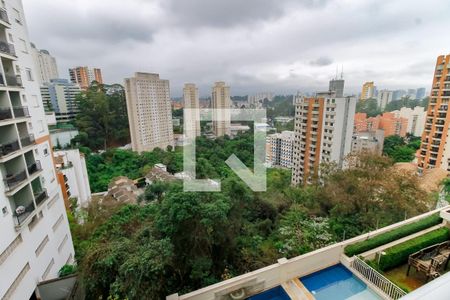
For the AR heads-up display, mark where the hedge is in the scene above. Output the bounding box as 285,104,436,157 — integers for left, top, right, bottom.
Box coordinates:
378,227,450,271
344,213,442,257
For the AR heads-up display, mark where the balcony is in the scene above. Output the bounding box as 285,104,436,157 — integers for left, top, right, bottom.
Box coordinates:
27,160,42,176
5,75,22,88
20,134,35,148
0,107,12,121
0,138,20,157
0,8,9,25
4,169,27,191
13,202,35,226
0,41,16,57
35,189,48,206
13,106,29,118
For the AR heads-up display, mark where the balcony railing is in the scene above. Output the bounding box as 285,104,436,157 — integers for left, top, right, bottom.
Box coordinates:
20,134,35,148
0,41,16,56
27,160,42,176
35,189,48,206
0,107,12,121
13,106,29,118
13,202,35,226
0,139,20,157
6,75,22,87
4,169,27,190
0,8,9,24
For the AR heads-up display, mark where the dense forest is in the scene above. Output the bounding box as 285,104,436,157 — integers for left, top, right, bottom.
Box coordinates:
70,134,433,300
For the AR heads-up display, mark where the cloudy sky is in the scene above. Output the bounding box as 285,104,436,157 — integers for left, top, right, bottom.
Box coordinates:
23,0,450,96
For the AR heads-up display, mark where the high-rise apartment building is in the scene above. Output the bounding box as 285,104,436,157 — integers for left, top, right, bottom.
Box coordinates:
69,66,103,90
377,89,393,110
329,77,345,98
418,54,450,173
124,72,174,153
416,87,426,100
392,106,427,137
392,89,406,101
212,81,231,137
30,43,59,85
0,1,75,299
40,79,81,123
291,91,356,185
360,81,376,100
266,131,295,168
183,83,200,139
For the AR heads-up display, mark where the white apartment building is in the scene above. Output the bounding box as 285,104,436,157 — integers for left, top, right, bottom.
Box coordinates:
124,72,174,153
183,83,200,139
0,1,75,299
377,89,393,110
392,106,427,137
212,81,231,137
351,130,385,155
30,44,58,85
40,79,81,123
266,131,295,168
54,149,91,208
248,92,273,108
291,92,356,185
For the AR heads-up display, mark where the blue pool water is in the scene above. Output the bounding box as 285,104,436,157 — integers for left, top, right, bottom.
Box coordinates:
247,286,290,300
300,264,382,300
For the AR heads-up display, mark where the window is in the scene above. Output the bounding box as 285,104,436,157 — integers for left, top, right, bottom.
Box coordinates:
13,8,21,24
25,68,33,81
19,39,27,53
8,33,13,43
2,206,7,216
43,146,49,156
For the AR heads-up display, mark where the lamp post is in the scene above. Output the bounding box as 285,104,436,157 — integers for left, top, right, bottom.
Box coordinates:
378,251,386,267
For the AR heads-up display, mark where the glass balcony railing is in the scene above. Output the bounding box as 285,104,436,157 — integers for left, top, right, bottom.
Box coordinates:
27,160,42,176
0,139,20,157
13,202,35,226
13,106,29,118
0,107,12,121
35,189,48,206
0,41,15,56
20,134,35,148
5,75,22,87
4,169,27,190
0,8,9,24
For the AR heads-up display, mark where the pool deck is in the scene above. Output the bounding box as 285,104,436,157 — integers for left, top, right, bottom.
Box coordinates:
281,279,315,300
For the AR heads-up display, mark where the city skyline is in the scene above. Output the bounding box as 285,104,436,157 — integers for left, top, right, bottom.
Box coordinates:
23,0,450,96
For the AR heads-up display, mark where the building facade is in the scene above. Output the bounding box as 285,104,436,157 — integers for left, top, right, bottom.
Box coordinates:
392,106,427,137
354,112,408,137
212,81,231,137
361,81,376,100
291,92,356,185
183,83,200,139
124,72,174,153
54,149,91,208
329,78,345,97
30,44,58,85
266,131,295,168
377,89,393,110
418,54,450,173
40,79,81,123
68,66,103,90
351,130,384,155
0,1,75,299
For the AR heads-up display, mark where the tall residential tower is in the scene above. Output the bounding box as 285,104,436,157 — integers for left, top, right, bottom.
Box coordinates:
183,83,201,138
30,44,59,85
212,81,231,137
69,66,103,90
291,91,356,185
0,1,75,299
418,54,450,173
124,72,174,153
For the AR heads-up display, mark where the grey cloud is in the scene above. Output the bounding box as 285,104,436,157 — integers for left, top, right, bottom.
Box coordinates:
163,0,330,28
309,56,333,66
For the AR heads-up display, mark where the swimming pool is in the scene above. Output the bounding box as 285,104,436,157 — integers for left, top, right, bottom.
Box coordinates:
246,286,290,300
300,264,382,300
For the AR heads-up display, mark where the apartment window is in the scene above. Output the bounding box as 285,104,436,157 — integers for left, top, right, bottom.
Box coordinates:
2,206,7,215
13,8,21,24
19,38,27,53
25,68,33,81
8,33,13,43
